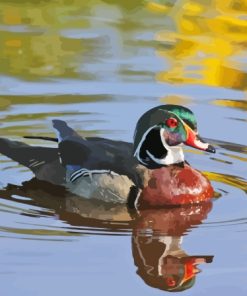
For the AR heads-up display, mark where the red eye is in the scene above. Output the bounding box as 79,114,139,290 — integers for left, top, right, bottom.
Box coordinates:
165,117,178,128
166,277,176,287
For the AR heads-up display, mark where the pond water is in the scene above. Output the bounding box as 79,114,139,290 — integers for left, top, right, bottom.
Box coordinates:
0,0,246,295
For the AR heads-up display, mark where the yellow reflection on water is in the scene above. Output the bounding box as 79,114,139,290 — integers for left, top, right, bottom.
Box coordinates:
3,6,21,25
146,2,170,14
151,0,247,90
213,99,247,110
222,152,247,162
160,94,192,105
203,171,247,193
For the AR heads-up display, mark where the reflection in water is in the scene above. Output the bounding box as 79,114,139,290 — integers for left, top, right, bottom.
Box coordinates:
156,0,247,89
206,138,247,155
1,0,247,90
0,0,246,294
213,99,247,111
153,0,247,90
221,152,247,163
133,203,213,291
203,171,247,193
0,0,146,80
0,179,133,230
0,179,213,292
203,138,247,192
0,0,246,141
0,1,91,79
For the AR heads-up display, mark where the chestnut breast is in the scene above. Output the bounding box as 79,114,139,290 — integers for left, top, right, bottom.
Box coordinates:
136,164,214,208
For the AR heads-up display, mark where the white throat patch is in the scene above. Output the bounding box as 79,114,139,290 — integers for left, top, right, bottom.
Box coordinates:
134,126,184,166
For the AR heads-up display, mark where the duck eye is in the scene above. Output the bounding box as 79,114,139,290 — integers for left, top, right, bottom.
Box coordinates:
166,276,176,287
165,118,178,128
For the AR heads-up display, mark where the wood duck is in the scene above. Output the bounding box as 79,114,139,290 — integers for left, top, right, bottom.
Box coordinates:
0,104,215,208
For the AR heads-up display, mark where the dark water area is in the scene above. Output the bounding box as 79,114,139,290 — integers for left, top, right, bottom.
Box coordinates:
0,0,246,295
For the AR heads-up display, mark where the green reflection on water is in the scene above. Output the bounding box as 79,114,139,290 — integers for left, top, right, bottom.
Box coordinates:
0,94,112,106
0,0,246,90
0,226,80,236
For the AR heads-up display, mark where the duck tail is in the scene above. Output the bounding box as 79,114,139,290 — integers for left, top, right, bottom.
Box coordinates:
0,137,58,172
0,138,31,167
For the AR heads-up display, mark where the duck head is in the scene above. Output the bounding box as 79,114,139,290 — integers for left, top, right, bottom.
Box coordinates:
133,105,215,167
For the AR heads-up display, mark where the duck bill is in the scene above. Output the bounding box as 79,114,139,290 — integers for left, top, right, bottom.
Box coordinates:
184,125,215,153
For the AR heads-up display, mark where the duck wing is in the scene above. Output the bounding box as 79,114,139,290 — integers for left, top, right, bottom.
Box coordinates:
52,120,139,183
0,120,140,186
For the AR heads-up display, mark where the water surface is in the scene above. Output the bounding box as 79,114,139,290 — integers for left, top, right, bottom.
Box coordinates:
0,0,246,295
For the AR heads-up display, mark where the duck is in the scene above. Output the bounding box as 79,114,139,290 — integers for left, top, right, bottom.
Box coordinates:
0,104,215,208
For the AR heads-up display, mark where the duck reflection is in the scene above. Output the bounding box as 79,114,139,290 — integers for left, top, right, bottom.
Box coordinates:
0,179,213,292
132,203,213,292
0,179,133,229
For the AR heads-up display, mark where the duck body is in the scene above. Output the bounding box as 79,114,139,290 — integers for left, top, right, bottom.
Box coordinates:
66,170,135,204
65,163,213,207
0,105,215,208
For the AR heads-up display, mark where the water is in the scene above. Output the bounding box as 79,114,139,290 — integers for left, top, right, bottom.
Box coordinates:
0,0,246,295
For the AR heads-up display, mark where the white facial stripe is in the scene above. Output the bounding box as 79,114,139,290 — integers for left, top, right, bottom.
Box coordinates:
155,128,184,165
134,125,156,157
157,236,182,276
134,125,157,165
134,126,185,166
